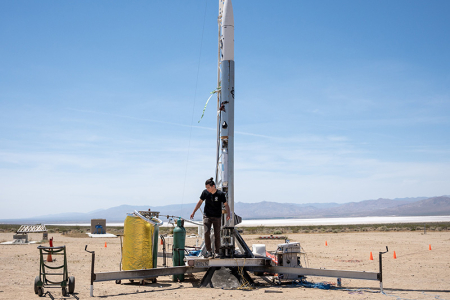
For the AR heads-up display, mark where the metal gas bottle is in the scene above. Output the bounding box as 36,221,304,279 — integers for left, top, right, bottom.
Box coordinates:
172,218,186,282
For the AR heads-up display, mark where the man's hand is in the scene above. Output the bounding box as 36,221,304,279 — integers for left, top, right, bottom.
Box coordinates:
191,200,203,220
224,202,231,222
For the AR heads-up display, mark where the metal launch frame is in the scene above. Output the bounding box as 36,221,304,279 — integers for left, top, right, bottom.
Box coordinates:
84,1,391,296
86,245,389,296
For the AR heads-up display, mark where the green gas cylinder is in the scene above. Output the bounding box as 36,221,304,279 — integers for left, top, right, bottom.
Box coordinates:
172,218,186,282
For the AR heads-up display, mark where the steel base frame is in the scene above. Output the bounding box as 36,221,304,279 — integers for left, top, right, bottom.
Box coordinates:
85,245,389,297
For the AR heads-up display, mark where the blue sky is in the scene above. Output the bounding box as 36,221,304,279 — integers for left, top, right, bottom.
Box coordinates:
1,0,449,219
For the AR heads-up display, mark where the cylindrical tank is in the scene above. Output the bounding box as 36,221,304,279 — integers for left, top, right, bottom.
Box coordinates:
172,218,186,282
122,215,155,270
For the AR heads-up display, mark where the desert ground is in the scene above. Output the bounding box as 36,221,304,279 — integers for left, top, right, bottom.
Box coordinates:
0,230,449,300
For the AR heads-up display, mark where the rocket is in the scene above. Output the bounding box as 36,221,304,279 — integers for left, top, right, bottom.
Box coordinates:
221,0,234,61
218,0,235,227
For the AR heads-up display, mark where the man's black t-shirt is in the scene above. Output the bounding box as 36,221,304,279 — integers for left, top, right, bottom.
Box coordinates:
200,189,227,218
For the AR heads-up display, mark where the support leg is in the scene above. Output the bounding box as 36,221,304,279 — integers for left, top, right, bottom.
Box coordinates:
200,267,219,287
85,246,95,297
379,246,388,294
234,229,254,258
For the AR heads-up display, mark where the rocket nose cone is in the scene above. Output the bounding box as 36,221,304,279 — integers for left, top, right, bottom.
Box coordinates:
221,0,234,61
223,0,234,26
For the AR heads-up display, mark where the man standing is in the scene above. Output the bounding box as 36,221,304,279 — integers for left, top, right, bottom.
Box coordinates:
190,177,231,258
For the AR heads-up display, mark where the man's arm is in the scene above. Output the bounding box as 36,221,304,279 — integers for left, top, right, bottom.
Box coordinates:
190,199,203,219
224,202,231,221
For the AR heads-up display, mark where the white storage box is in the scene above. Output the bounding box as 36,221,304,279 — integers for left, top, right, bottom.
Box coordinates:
252,244,267,256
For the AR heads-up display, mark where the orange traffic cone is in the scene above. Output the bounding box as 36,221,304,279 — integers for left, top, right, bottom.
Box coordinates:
369,252,373,260
325,241,328,246
429,244,431,250
104,242,107,248
393,251,397,259
47,237,53,262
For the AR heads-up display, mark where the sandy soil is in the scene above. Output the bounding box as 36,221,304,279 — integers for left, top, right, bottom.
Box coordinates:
0,231,449,299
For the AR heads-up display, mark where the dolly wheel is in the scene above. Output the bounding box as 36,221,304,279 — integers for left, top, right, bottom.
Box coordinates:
115,280,121,284
34,276,40,294
69,276,75,294
151,278,157,283
62,287,67,296
139,279,145,285
37,287,44,297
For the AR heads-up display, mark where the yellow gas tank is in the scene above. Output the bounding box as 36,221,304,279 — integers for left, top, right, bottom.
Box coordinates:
122,215,155,270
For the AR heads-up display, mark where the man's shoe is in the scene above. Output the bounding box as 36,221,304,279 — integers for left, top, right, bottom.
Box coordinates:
214,253,220,259
204,251,212,258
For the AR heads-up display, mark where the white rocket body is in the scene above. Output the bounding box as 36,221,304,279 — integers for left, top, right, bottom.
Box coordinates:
221,0,234,61
218,0,235,226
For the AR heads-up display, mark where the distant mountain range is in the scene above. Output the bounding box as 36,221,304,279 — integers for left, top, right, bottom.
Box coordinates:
1,196,449,224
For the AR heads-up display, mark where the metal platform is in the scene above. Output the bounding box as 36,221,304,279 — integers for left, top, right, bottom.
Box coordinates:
89,257,380,285
91,258,270,283
86,243,389,297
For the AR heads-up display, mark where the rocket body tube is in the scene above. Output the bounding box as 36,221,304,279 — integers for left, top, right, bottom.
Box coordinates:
220,60,234,222
219,0,235,226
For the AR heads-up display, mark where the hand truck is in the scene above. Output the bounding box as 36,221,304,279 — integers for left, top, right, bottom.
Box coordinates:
34,245,75,297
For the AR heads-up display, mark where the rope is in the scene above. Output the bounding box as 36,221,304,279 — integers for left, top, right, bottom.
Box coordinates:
234,258,254,290
179,0,209,217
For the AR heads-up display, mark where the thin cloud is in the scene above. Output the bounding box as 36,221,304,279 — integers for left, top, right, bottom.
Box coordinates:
68,107,287,139
67,107,215,131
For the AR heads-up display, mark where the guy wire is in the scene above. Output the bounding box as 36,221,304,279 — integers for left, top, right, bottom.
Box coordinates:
180,0,209,217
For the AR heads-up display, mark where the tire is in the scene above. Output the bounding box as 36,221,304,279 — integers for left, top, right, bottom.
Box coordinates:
68,276,75,294
115,279,121,284
37,287,44,297
34,276,40,294
62,287,67,296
